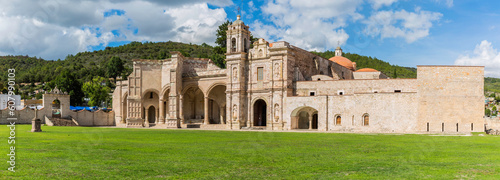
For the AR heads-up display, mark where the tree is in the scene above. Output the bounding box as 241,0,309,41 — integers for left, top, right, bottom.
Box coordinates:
215,20,232,53
54,69,84,106
485,108,491,117
83,76,111,107
106,56,125,83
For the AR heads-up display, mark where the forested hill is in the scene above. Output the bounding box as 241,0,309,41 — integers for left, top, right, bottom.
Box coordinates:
0,41,497,93
0,41,223,84
312,51,416,78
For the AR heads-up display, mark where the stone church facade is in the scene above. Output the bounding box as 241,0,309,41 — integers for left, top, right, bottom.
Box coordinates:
112,15,485,133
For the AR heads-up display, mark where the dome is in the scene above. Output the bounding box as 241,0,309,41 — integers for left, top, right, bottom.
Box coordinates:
329,56,356,71
355,68,379,72
233,15,244,25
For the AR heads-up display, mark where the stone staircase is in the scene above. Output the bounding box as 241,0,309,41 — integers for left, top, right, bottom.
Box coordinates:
46,117,78,126
241,126,266,130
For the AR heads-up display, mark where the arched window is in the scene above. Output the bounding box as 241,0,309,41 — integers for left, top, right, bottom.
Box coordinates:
336,115,341,125
244,38,248,53
258,49,263,57
231,38,236,52
363,114,369,126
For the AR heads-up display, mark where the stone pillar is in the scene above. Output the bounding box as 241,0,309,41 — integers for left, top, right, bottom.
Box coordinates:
220,106,225,124
179,95,184,124
31,109,42,132
159,100,165,124
145,110,149,123
204,96,209,124
308,114,313,130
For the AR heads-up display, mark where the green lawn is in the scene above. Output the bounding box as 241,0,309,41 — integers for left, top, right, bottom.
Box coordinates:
1,125,500,179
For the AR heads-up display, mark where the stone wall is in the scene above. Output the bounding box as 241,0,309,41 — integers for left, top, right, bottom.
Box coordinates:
353,71,388,79
68,110,115,126
0,107,114,126
282,93,417,133
417,66,485,133
295,78,417,96
485,117,500,132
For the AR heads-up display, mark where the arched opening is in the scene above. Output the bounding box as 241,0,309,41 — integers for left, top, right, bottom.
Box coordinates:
142,90,159,124
148,106,156,123
122,94,128,123
312,114,318,129
336,115,341,125
183,86,204,123
231,38,236,52
162,89,170,120
52,99,61,118
244,38,248,53
298,111,309,129
290,106,319,130
363,114,369,126
207,85,227,124
253,99,267,126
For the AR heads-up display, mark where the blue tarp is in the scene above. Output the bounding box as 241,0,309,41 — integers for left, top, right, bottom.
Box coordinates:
70,106,99,111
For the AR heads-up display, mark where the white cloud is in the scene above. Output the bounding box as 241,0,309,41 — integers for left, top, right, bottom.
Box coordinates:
0,0,229,60
434,0,453,8
254,0,363,52
455,40,500,78
164,3,227,45
369,0,398,10
363,8,442,43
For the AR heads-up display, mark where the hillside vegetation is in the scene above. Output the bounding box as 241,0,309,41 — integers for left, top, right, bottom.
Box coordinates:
313,51,417,78
485,77,500,93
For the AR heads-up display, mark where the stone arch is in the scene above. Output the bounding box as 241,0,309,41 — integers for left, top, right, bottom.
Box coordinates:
160,85,171,100
52,99,61,118
206,84,227,124
362,113,369,126
231,38,237,52
147,105,156,123
253,98,268,126
334,114,342,126
142,89,160,98
290,106,318,129
182,83,206,97
142,90,159,124
205,82,226,96
121,92,128,123
182,85,205,121
160,87,171,121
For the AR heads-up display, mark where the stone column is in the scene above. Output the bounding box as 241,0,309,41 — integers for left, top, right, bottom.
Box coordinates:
145,109,149,123
179,95,184,124
308,114,313,130
220,106,225,124
159,100,165,124
204,96,209,124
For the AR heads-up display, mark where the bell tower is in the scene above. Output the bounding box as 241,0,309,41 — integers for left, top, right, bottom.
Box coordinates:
227,15,251,54
225,15,251,129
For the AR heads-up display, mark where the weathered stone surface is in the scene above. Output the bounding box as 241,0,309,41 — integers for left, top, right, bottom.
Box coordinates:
109,16,485,134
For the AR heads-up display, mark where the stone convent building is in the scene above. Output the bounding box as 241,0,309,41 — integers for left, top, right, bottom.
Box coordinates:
112,15,484,133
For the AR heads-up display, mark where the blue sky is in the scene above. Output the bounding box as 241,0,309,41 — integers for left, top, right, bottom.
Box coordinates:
0,0,499,77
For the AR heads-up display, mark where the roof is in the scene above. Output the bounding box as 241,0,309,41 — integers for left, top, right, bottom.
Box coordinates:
355,68,379,72
233,15,244,25
329,56,355,71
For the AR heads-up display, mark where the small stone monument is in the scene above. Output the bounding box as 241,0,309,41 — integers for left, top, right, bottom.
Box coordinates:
31,109,42,132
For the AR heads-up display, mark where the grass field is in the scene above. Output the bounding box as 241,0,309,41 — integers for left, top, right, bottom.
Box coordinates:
1,125,500,179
